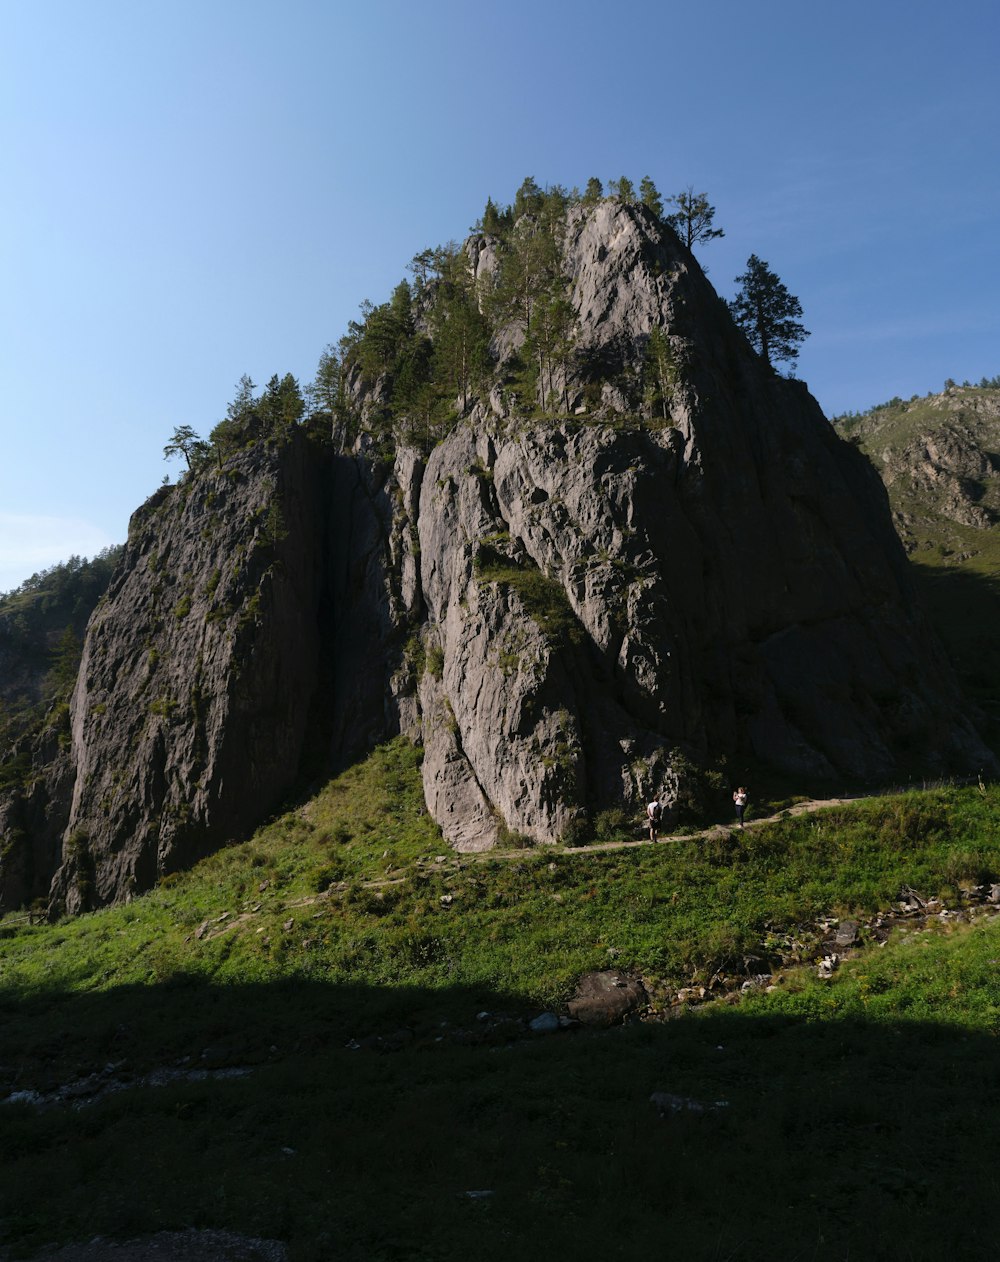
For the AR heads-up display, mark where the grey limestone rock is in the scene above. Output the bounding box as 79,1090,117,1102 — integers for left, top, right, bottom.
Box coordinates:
2,197,995,910
408,201,994,845
28,431,423,912
528,1011,561,1034
50,435,331,911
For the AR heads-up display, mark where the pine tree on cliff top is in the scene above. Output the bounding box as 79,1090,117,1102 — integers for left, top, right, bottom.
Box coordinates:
729,254,809,368
665,187,725,250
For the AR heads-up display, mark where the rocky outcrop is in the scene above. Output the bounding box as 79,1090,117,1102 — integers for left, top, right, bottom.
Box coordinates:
413,204,993,847
49,437,331,910
567,971,648,1026
2,199,994,909
0,733,74,910
840,387,1000,546
27,431,428,914
908,429,997,529
413,409,989,848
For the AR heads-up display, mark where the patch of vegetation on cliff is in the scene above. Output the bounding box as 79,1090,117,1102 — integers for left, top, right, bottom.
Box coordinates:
3,744,1000,1258
271,176,719,462
474,543,582,647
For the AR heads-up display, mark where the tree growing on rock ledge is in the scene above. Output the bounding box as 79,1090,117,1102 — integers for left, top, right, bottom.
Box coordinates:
729,254,810,369
664,186,725,250
162,424,208,470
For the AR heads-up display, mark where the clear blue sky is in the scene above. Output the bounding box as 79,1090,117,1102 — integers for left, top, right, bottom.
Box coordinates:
1,0,998,592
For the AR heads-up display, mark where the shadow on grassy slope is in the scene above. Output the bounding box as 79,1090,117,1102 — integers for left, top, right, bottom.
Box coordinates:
910,561,1000,745
2,972,999,1262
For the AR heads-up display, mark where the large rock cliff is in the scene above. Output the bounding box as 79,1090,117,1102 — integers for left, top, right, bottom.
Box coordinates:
413,411,982,849
1,199,993,909
52,438,331,910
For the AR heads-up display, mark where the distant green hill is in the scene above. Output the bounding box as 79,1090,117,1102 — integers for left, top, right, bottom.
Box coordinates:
834,382,1000,744
0,547,121,751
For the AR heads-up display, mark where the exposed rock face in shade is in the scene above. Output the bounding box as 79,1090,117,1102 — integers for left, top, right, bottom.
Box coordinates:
1,199,994,910
35,434,426,913
0,736,74,910
48,437,331,912
831,385,1000,741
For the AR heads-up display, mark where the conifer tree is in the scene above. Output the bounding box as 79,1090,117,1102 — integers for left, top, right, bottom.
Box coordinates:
354,299,410,382
162,425,205,469
729,255,809,368
407,249,436,292
481,197,503,235
643,326,679,419
532,291,575,412
583,177,603,204
308,345,349,445
259,373,304,435
514,176,544,218
209,375,259,464
639,176,663,218
611,176,636,203
227,375,258,429
390,279,413,323
540,184,570,224
433,286,490,415
665,187,725,250
392,336,434,420
488,223,560,331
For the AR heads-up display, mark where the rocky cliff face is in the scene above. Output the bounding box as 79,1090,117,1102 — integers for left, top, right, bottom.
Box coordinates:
2,200,994,909
410,204,992,848
50,437,331,911
413,400,986,848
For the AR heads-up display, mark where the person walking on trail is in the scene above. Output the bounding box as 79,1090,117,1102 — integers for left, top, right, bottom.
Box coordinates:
733,786,748,829
646,797,663,842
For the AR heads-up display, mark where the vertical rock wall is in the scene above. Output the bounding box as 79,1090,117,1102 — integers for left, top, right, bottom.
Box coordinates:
411,201,993,846
49,436,331,910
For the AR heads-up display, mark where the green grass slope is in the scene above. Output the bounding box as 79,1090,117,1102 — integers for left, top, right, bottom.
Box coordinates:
834,383,1000,739
3,740,1000,1259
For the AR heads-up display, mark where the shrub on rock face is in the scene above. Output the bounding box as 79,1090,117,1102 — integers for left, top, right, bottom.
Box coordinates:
425,643,444,679
495,821,533,850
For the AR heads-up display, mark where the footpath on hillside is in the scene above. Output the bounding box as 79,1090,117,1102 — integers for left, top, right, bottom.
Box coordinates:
448,791,871,866
552,793,864,857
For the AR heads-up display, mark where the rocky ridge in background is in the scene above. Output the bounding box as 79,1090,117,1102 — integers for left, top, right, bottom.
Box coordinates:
1,198,994,911
836,386,1000,549
833,383,1000,743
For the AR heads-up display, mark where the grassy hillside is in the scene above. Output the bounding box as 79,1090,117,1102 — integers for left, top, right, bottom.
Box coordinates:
0,548,122,763
835,382,1000,742
3,739,1000,1259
